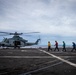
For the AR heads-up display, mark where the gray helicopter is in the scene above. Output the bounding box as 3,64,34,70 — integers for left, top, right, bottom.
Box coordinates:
0,32,40,49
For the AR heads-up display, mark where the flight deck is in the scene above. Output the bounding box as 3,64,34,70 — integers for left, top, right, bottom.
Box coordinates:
0,48,76,75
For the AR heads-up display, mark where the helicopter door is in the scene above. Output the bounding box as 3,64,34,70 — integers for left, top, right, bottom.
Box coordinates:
17,41,21,46
14,41,21,48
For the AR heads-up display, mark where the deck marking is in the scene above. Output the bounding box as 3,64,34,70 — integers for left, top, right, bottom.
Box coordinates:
38,49,76,67
0,56,75,58
0,56,55,58
0,55,76,58
20,61,64,75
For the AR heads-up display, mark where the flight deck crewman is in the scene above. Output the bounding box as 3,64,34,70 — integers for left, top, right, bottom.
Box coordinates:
54,41,59,51
71,42,76,52
48,41,52,51
62,41,66,52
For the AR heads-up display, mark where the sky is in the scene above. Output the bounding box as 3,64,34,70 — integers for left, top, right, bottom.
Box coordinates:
0,0,76,45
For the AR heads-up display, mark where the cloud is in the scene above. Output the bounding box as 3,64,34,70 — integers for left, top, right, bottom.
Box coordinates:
0,0,76,37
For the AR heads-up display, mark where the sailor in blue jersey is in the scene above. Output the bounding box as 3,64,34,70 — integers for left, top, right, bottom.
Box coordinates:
71,42,76,52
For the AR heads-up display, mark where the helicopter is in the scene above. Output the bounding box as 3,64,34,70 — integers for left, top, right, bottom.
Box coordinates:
0,31,41,49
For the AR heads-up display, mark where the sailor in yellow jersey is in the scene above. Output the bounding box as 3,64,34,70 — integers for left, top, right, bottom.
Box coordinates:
48,41,52,51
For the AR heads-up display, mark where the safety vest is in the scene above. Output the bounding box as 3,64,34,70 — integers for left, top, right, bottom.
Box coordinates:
48,42,51,46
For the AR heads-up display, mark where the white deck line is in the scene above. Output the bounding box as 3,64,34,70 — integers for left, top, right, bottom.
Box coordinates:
0,56,75,58
20,61,64,75
0,56,53,58
38,49,76,67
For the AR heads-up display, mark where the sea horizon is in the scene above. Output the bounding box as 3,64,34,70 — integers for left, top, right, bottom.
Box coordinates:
22,44,72,48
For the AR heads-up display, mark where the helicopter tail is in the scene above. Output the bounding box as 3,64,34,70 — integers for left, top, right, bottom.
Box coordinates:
35,39,41,45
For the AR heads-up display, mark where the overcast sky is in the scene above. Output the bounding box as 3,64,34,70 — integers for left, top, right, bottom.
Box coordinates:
0,0,76,45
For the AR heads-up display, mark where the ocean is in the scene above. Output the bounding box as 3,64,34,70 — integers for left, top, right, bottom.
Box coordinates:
22,45,72,48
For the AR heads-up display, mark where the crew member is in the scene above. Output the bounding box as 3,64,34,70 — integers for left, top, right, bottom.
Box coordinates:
62,41,66,52
54,41,59,51
71,42,76,52
48,41,52,51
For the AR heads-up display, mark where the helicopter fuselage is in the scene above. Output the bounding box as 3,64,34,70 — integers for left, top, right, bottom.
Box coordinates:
0,35,40,48
0,32,40,48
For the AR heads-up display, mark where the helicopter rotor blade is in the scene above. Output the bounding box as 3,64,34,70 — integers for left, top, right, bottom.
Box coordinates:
0,32,10,34
0,32,23,35
9,33,23,35
23,32,40,34
0,31,40,36
0,34,9,36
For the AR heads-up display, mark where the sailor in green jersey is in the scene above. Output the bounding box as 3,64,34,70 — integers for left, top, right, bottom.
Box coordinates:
62,41,66,52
